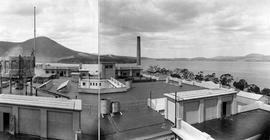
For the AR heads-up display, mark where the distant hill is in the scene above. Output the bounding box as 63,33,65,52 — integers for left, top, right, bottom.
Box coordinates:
0,36,136,64
156,53,270,62
2,37,268,63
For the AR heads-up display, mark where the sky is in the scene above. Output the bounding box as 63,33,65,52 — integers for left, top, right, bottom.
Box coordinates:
0,0,98,54
100,0,270,58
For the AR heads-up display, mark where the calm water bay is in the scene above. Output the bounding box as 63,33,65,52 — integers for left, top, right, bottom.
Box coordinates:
142,59,270,89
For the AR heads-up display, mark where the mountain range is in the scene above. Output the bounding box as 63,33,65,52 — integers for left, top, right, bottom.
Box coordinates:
0,36,269,63
0,36,136,63
155,53,270,62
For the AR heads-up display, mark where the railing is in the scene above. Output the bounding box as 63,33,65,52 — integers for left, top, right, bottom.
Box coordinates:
109,77,126,88
78,86,129,94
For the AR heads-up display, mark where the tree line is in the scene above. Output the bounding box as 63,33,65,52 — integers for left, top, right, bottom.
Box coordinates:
146,65,270,96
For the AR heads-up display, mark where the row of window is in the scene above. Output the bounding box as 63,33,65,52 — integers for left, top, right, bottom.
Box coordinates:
46,70,66,75
82,82,102,86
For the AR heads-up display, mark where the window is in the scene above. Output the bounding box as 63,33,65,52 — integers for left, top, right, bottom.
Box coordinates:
99,83,101,86
46,70,49,74
82,82,86,86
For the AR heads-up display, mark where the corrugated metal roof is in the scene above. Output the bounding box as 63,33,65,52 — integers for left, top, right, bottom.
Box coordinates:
237,91,263,100
164,89,237,101
0,94,81,111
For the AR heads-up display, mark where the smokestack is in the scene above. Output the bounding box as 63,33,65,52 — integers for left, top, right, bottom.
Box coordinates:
137,36,141,65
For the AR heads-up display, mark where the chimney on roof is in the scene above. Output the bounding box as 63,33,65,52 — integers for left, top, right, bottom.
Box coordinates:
137,36,141,65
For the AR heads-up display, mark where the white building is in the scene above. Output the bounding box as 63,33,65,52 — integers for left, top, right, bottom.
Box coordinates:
164,89,238,124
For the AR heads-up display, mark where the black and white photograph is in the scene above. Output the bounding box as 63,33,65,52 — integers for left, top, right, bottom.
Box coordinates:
0,0,270,140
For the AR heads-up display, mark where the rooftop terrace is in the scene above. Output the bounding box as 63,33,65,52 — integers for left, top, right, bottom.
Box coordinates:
101,108,173,140
193,109,270,140
101,81,206,102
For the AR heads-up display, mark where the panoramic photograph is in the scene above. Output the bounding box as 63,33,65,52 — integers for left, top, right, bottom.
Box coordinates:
0,0,269,140
99,0,270,140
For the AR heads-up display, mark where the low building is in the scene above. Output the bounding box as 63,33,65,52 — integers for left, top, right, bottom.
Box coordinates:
115,63,142,79
33,73,56,84
42,64,79,77
0,94,81,140
164,89,238,124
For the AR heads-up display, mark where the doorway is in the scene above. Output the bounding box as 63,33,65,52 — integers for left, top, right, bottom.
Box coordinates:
222,101,231,118
222,102,227,117
3,113,10,132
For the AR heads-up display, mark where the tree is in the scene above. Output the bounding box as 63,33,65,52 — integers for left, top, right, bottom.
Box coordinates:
233,79,248,90
204,73,218,83
195,71,204,81
171,68,183,78
220,74,234,87
247,84,260,94
181,69,189,79
261,88,270,96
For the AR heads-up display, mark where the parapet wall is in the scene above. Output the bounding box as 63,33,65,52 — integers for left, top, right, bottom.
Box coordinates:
171,118,215,140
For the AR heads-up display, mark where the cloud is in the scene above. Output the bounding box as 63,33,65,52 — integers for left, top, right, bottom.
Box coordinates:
100,0,270,58
0,0,98,54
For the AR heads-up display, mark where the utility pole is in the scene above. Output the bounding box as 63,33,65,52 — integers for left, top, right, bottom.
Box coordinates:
30,6,37,96
174,91,177,127
34,6,36,57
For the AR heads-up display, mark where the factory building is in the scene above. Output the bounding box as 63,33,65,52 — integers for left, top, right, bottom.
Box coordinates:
0,94,81,140
164,89,238,124
36,63,79,77
44,66,78,77
115,63,142,79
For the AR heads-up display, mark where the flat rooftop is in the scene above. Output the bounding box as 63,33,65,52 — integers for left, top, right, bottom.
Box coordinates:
237,91,263,100
164,88,237,101
0,94,81,111
101,108,173,140
101,81,206,102
193,109,270,140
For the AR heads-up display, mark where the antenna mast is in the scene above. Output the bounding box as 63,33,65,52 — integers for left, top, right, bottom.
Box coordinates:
34,6,36,56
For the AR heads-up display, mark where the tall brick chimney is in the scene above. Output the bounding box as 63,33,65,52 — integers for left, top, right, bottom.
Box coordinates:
137,36,141,65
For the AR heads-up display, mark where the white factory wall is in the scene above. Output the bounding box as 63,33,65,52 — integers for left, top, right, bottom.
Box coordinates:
204,98,218,121
47,111,73,140
184,101,200,124
165,94,237,125
0,104,80,140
